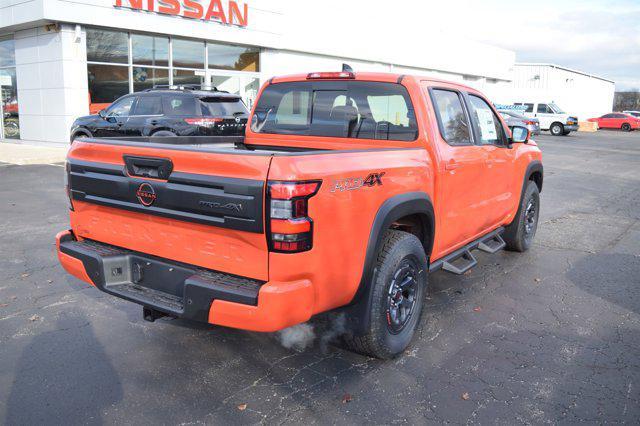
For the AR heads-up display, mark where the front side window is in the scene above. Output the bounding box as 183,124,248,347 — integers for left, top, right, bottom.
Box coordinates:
468,95,506,146
107,96,135,117
431,89,471,146
549,103,565,114
133,96,162,115
251,81,418,141
537,104,552,114
602,113,616,118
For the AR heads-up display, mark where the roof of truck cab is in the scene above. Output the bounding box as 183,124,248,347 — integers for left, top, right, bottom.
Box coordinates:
267,72,479,92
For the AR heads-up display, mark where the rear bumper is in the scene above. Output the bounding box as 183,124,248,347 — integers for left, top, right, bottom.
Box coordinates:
56,230,313,331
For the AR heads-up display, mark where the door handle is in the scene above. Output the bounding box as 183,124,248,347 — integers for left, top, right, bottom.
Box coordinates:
445,161,460,171
150,120,158,125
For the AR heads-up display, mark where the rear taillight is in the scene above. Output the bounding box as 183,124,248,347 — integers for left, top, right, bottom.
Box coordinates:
64,161,74,211
184,117,223,127
525,120,537,125
268,181,321,253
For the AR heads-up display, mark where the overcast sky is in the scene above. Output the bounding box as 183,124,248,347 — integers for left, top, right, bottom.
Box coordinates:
450,0,640,90
287,0,639,90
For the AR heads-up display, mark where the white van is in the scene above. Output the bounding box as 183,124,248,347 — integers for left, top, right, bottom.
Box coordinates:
513,102,579,136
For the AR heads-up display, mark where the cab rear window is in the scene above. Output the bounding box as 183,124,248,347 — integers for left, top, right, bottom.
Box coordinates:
250,81,418,141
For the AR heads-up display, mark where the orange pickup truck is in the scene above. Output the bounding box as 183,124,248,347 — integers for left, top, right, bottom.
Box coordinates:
56,70,542,358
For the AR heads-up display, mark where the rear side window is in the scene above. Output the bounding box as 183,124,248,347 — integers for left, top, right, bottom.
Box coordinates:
430,89,471,146
199,97,248,117
162,96,197,116
519,103,534,113
468,95,506,146
251,81,418,141
134,95,162,115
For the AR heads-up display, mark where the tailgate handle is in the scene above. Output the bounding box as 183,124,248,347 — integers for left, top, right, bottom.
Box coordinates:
124,156,173,180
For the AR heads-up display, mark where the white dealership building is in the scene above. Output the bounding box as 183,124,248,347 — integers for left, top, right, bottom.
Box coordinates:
0,0,614,144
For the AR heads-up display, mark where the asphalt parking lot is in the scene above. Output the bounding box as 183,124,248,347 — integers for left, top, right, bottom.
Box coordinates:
1,131,639,424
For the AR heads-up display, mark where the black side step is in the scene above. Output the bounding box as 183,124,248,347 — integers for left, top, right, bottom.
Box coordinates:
430,227,505,275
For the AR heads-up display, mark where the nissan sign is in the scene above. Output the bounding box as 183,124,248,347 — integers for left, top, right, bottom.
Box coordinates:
114,0,249,27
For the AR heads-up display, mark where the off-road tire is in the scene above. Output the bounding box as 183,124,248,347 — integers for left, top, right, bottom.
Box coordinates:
621,123,631,132
344,230,428,359
550,122,564,136
503,181,540,252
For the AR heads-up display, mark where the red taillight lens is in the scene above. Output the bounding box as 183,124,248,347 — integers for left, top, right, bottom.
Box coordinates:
268,180,321,253
526,120,537,125
307,72,355,80
184,117,224,126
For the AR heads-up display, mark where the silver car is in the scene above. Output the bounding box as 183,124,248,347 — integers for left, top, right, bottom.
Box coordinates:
498,110,541,136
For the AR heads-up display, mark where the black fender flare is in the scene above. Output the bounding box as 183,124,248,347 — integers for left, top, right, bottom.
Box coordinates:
506,160,543,228
522,160,543,194
341,191,435,335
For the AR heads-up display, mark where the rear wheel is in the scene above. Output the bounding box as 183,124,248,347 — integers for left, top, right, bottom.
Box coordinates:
622,123,632,132
503,181,540,252
550,123,564,136
344,230,428,359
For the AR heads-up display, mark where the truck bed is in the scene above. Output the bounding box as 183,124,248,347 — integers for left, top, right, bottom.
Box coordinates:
87,136,328,155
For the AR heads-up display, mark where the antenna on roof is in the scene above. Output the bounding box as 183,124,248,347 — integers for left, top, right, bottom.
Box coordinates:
342,63,354,73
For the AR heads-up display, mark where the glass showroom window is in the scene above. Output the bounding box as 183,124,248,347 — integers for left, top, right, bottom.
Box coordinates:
132,34,169,92
86,28,130,113
0,35,19,140
207,42,260,72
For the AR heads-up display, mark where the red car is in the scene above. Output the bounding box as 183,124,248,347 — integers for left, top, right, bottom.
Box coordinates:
588,113,640,131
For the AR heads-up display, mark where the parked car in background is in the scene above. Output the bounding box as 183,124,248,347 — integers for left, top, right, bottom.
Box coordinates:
513,102,578,136
623,110,640,118
70,87,249,141
588,113,640,131
498,110,540,135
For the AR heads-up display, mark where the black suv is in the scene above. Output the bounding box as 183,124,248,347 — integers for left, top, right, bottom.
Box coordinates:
70,87,249,141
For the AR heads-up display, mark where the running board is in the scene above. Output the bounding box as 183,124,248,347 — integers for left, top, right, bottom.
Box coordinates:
429,227,505,275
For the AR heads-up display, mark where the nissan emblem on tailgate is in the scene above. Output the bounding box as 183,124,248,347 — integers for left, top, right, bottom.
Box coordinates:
136,183,156,206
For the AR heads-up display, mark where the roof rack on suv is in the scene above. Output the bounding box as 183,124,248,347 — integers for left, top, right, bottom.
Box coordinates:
144,84,221,92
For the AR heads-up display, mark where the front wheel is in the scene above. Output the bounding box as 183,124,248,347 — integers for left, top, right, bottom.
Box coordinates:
344,230,428,359
503,181,540,252
550,123,564,136
622,123,632,132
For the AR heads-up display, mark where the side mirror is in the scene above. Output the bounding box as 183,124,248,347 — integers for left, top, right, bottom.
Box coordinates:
98,109,107,118
511,126,529,144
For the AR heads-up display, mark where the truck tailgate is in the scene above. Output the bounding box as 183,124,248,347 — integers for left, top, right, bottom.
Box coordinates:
66,140,272,281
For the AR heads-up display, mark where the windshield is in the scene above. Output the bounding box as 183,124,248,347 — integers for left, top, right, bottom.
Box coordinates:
199,98,248,116
549,103,565,114
250,81,418,141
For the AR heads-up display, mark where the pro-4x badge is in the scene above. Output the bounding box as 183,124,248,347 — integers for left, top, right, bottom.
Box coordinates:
330,172,386,192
